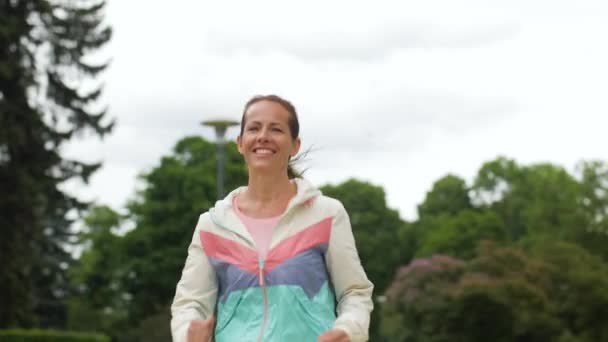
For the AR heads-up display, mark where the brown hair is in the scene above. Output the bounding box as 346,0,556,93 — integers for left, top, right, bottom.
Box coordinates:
240,95,303,178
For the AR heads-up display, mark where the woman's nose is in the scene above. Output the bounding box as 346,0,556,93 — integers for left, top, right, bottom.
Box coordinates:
256,127,270,141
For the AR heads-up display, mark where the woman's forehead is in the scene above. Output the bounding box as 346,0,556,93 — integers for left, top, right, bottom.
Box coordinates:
245,101,290,123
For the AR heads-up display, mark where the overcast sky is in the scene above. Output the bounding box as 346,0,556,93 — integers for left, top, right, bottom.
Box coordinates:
63,0,608,220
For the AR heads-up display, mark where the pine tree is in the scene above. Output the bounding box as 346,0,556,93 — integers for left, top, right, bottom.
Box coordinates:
0,0,112,327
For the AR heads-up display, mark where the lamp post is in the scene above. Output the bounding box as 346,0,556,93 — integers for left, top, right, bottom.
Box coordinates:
202,118,240,199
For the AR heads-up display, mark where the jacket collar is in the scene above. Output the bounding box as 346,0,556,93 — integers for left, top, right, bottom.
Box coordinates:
209,178,321,231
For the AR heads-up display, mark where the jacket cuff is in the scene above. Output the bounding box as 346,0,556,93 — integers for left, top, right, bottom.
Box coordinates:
333,321,367,342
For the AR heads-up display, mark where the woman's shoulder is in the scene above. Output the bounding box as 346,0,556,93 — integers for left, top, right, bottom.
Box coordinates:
311,193,347,214
191,211,213,230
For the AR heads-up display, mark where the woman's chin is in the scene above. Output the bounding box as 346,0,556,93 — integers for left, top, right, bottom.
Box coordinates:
247,162,286,174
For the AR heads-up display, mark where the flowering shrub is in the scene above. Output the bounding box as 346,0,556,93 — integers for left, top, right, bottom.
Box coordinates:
380,241,608,342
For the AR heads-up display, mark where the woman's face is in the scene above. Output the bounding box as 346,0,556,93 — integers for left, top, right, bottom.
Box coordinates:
237,100,301,174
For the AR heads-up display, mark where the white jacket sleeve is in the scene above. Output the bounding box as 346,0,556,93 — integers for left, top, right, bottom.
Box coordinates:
326,202,374,342
170,214,218,342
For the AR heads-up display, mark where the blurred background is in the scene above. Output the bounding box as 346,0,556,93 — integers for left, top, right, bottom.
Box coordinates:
1,0,607,341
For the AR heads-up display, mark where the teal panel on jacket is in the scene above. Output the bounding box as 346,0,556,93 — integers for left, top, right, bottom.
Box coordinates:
215,286,263,342
215,282,336,342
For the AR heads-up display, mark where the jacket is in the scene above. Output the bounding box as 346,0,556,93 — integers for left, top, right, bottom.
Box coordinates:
170,178,374,341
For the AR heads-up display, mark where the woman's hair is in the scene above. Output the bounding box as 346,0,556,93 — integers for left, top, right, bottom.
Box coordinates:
240,94,304,178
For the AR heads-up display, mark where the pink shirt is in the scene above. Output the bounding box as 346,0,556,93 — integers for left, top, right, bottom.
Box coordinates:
233,195,281,257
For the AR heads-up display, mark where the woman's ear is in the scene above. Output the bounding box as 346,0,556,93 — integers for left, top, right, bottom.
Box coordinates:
291,137,301,157
236,135,244,155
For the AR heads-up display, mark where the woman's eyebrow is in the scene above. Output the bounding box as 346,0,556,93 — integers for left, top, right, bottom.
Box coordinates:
248,121,283,126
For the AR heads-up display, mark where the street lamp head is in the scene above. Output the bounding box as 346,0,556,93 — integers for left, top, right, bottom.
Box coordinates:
202,119,240,143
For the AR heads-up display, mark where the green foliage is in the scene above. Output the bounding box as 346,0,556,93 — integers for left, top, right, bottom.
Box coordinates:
1,0,112,327
578,160,608,234
573,160,608,259
407,157,608,264
0,329,109,342
472,157,584,241
417,209,507,259
417,174,472,219
66,206,129,335
470,157,608,260
414,174,507,260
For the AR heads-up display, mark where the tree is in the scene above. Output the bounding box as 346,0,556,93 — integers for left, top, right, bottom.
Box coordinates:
413,175,506,260
417,174,472,220
472,157,584,240
574,160,608,259
67,206,128,334
470,157,527,241
471,157,608,260
1,0,112,327
417,209,507,259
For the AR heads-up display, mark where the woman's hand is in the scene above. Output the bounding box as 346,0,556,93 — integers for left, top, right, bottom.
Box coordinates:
317,329,350,342
187,316,215,342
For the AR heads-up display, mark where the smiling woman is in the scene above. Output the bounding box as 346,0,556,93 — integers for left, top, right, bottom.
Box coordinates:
170,95,374,342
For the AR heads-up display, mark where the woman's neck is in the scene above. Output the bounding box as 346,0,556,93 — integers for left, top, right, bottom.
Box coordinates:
238,171,296,218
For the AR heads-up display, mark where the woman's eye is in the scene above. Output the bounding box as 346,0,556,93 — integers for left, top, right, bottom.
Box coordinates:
247,127,259,132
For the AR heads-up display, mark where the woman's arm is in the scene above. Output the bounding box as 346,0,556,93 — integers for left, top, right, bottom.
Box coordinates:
325,202,374,342
171,214,218,342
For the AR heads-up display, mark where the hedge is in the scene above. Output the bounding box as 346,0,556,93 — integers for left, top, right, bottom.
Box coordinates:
0,329,110,342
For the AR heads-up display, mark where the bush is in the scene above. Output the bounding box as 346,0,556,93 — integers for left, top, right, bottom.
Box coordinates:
0,329,109,342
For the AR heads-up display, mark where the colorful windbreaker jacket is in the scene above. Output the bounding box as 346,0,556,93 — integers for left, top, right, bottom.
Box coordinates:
170,178,374,342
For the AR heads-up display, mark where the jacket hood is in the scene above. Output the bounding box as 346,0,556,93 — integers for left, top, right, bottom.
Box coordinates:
209,178,322,225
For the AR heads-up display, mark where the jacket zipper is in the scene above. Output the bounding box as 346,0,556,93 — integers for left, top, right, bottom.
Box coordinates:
258,207,295,342
257,257,268,342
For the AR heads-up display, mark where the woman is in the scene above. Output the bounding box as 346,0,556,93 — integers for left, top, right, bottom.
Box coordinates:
171,95,373,342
